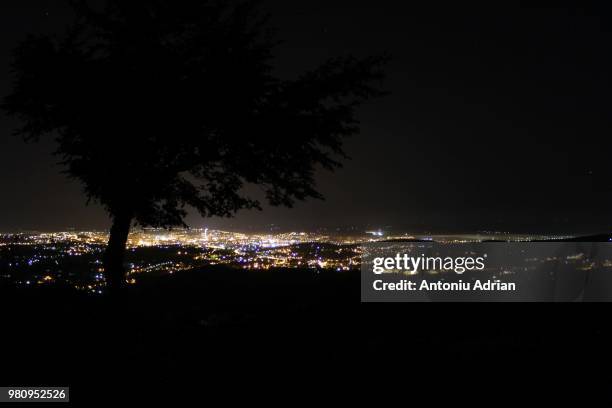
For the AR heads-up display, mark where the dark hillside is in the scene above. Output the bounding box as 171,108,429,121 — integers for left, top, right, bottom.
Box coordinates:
0,268,610,404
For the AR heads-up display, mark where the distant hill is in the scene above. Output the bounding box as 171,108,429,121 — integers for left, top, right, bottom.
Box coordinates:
533,234,612,242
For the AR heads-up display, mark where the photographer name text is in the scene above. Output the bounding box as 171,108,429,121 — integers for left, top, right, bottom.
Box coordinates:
373,279,516,292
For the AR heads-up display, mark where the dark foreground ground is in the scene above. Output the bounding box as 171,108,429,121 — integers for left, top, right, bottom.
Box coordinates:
0,267,611,405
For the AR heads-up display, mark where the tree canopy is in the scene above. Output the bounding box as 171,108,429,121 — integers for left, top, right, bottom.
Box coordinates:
4,0,386,228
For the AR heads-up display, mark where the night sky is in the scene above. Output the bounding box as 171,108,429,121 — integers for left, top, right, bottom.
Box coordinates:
2,1,612,233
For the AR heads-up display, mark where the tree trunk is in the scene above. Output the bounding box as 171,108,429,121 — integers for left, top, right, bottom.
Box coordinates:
103,212,133,295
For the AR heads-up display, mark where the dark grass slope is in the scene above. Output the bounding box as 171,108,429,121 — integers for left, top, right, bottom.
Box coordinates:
0,267,611,404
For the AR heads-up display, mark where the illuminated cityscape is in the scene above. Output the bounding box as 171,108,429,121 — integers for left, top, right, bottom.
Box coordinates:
0,228,369,292
0,228,582,293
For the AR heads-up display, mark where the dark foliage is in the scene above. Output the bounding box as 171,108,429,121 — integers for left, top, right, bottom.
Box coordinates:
4,0,386,225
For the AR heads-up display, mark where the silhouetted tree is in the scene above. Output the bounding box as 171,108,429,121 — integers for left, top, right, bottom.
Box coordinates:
3,0,386,293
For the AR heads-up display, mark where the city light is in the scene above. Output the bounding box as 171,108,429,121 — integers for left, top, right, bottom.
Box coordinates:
0,229,580,293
